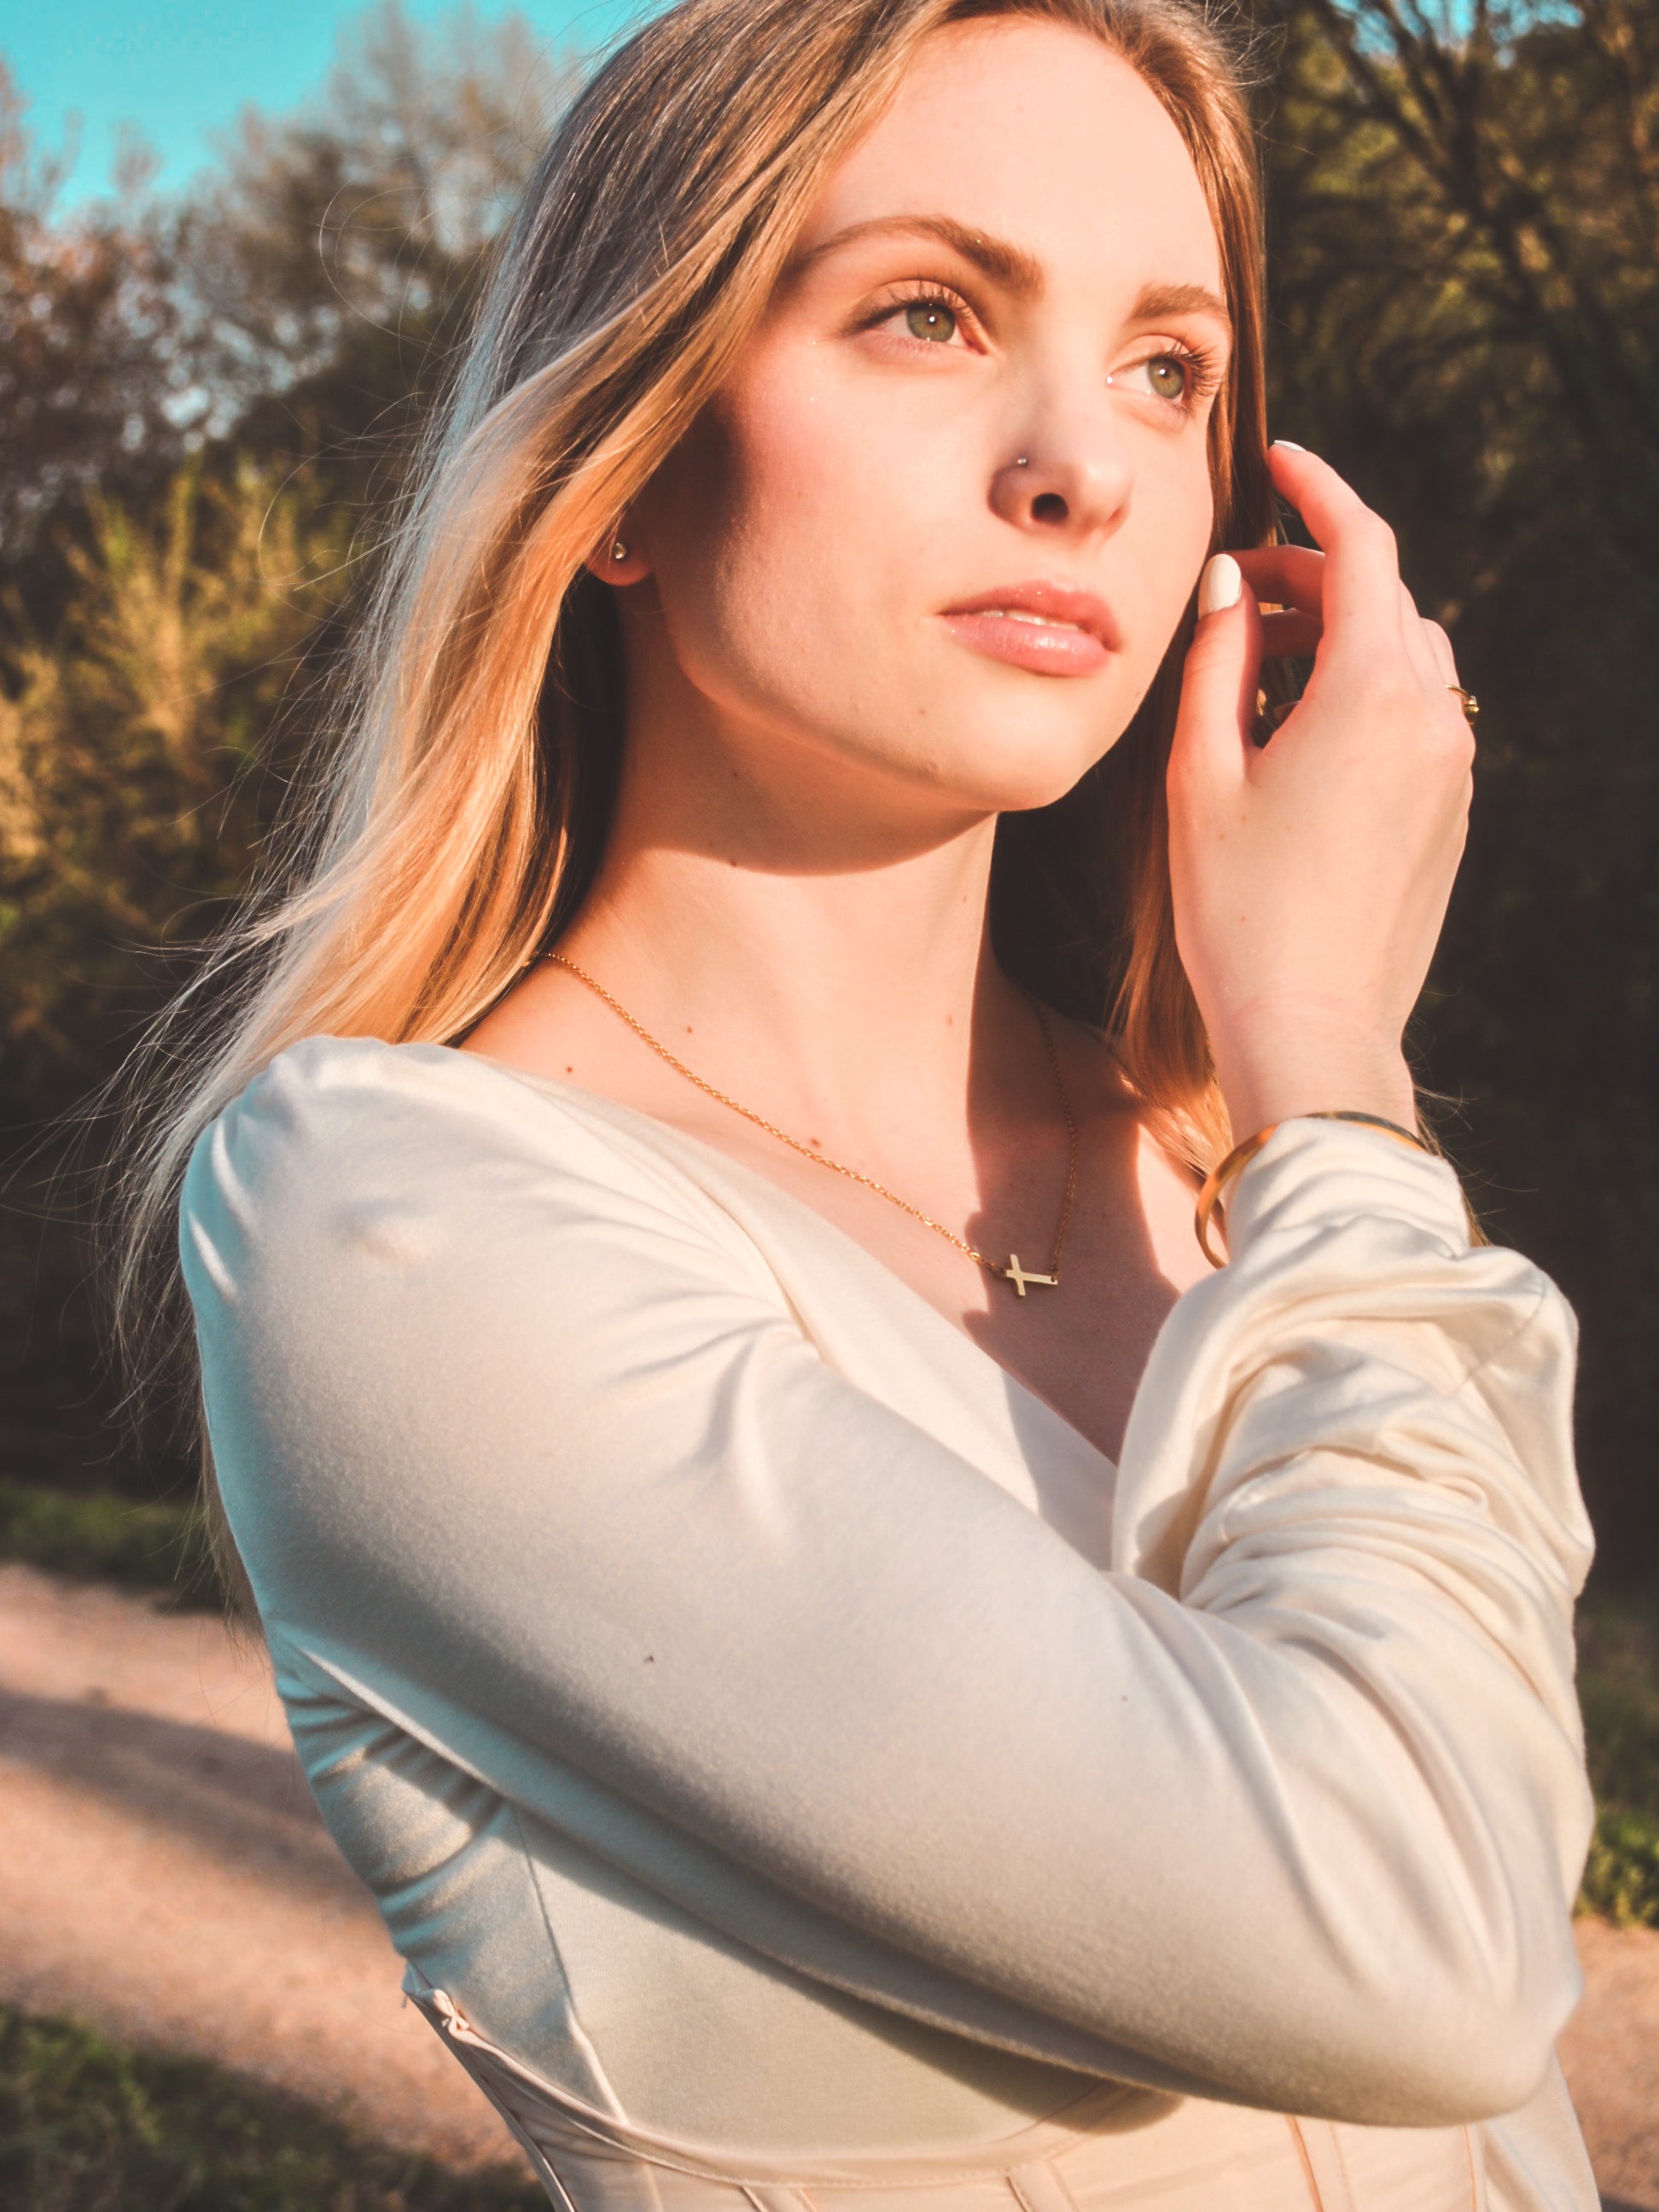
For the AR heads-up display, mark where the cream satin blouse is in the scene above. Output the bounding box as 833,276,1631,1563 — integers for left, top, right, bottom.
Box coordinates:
180,1037,1601,2212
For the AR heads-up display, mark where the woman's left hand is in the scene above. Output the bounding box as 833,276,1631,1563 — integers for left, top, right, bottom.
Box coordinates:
1165,444,1475,1141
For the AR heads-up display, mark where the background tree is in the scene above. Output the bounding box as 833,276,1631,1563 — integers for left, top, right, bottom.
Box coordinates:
1256,0,1659,1570
175,3,573,483
0,0,1653,1575
0,4,570,1493
0,67,191,587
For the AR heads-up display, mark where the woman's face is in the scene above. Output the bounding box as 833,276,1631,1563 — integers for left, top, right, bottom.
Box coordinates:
626,15,1231,824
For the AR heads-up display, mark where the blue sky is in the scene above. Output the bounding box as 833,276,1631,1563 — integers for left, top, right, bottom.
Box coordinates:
5,0,661,204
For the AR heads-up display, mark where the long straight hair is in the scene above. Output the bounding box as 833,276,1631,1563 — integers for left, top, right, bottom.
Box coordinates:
114,0,1275,1588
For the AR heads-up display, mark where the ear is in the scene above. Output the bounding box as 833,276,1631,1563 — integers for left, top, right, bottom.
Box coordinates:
584,524,651,585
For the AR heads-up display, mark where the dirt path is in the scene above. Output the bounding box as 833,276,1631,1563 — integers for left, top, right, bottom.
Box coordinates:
0,1562,527,2174
1561,1918,1659,2211
2,1562,1655,2207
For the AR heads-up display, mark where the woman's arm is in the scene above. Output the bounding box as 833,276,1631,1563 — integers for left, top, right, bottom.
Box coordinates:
182,1036,1592,2130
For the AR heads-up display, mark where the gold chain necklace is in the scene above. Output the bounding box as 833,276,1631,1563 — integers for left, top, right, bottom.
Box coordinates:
544,954,1080,1297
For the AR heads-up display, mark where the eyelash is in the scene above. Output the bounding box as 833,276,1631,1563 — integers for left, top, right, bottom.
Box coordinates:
865,284,1225,416
1118,338,1225,416
864,282,981,345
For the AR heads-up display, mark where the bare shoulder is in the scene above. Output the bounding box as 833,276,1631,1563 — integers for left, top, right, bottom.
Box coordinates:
458,958,696,1132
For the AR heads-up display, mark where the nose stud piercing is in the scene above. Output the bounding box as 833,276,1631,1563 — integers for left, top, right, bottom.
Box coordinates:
1016,456,1029,469
610,538,628,562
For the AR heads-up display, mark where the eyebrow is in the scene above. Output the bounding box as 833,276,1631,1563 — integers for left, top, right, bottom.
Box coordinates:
794,216,1231,329
1129,279,1231,328
795,215,1045,297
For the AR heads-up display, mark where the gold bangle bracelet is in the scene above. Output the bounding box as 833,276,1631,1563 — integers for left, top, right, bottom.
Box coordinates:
1194,1110,1431,1268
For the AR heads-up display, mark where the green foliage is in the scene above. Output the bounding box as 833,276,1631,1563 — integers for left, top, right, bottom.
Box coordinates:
0,459,354,1488
0,456,352,1104
1261,0,1659,562
0,0,1655,1593
0,8,575,1495
1581,1807,1659,1927
1576,1586,1659,1924
1254,0,1659,1575
0,1480,215,1602
175,1,575,478
0,2000,543,2212
0,65,188,559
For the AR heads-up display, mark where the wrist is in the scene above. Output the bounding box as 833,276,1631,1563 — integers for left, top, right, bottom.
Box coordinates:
1210,1004,1416,1140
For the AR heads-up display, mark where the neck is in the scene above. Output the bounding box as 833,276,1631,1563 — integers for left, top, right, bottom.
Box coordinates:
558,690,1035,1155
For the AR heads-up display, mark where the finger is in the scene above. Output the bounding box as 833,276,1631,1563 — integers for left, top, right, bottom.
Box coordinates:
1419,616,1458,687
1243,540,1431,676
1390,585,1457,698
1394,579,1442,690
1265,445,1405,655
1170,553,1266,801
1386,590,1471,739
1234,544,1326,618
1259,608,1322,658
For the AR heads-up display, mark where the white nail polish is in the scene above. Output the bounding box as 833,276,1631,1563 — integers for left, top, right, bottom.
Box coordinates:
1198,552,1242,618
1272,439,1306,452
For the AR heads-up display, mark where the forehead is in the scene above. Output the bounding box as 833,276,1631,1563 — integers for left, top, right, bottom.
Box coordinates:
798,15,1224,300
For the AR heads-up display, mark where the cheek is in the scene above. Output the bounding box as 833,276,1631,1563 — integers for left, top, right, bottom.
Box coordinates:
641,398,809,701
1103,443,1214,706
648,350,950,691
1138,449,1216,625
721,394,911,627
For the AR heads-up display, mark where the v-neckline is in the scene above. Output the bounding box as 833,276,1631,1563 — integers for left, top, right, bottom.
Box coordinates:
450,1043,1119,1483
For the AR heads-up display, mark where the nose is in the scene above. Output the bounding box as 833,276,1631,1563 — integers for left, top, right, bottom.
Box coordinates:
989,419,1133,540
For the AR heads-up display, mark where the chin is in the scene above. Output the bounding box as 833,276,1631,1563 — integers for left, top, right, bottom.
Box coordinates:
930,707,1129,816
866,745,1104,823
751,660,1138,820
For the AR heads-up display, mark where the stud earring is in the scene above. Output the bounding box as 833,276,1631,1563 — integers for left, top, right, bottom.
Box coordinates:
610,538,628,562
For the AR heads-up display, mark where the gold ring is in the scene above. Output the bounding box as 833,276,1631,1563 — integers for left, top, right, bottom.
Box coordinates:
1447,685,1479,722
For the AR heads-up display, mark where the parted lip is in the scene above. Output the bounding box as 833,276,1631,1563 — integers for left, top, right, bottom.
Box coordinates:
939,580,1122,651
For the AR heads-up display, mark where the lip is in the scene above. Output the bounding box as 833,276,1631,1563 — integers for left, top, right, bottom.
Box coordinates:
936,579,1121,678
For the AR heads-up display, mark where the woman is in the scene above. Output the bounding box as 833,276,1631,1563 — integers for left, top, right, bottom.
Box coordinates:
129,0,1599,2204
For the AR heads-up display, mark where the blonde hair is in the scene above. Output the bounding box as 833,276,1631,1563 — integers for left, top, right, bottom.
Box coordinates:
115,0,1274,1587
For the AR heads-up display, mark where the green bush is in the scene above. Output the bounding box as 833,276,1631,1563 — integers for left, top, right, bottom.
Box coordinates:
0,1479,216,1604
1580,1805,1659,1929
1575,1586,1659,1926
0,2001,542,2212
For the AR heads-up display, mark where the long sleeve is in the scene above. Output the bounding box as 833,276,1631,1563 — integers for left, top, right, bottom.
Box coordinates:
180,1037,1594,2132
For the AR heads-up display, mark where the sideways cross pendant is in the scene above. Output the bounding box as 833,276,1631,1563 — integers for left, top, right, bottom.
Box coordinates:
1003,1254,1058,1297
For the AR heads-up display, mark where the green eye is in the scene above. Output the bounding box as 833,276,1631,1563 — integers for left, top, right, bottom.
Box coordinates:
1145,353,1189,400
905,300,958,343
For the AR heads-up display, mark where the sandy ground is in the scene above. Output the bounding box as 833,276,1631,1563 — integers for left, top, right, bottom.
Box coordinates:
0,1561,527,2174
1,1562,1654,2207
1562,1918,1659,2212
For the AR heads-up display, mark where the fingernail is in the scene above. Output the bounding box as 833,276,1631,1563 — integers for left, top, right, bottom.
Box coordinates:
1198,552,1242,618
1271,439,1306,452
